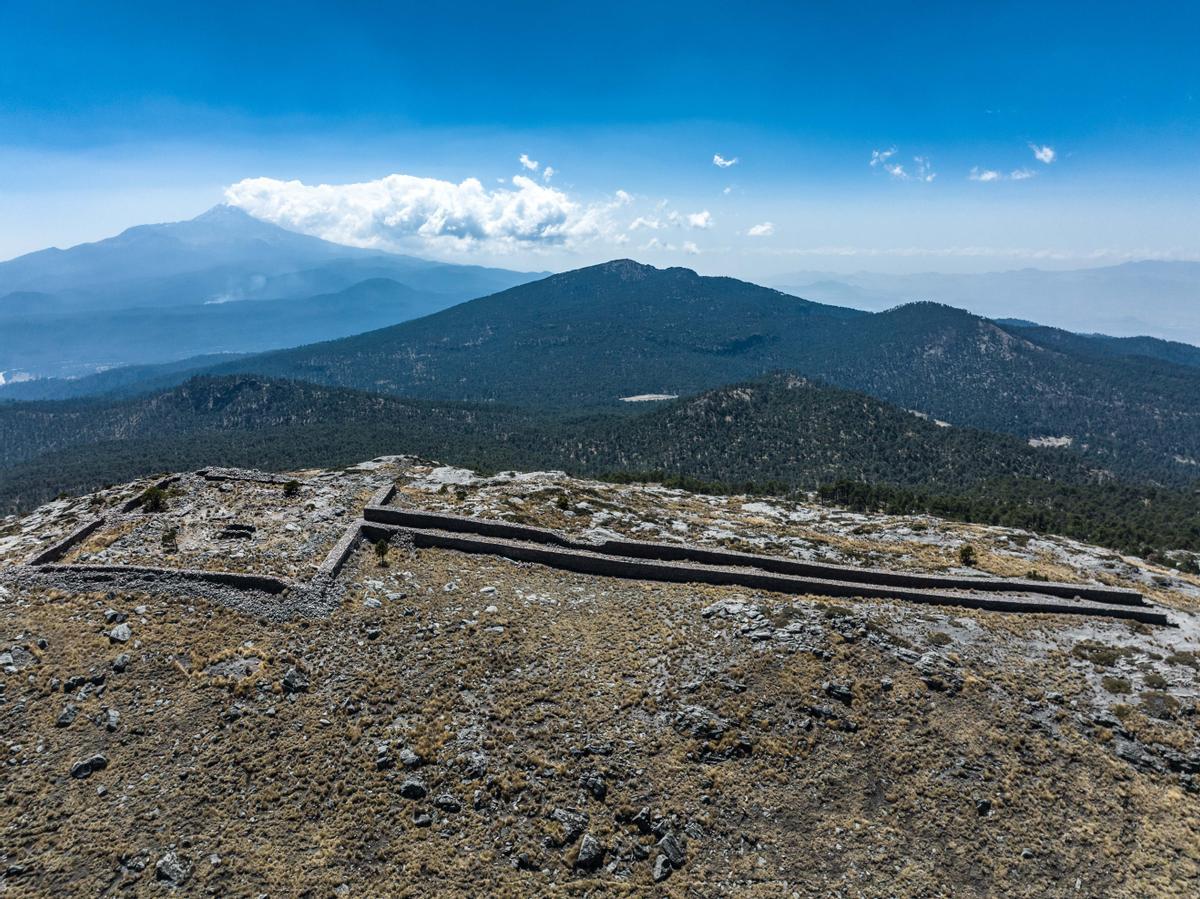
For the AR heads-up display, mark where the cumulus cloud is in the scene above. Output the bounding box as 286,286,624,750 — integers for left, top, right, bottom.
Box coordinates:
969,167,1002,182
224,173,627,253
1010,168,1036,180
681,241,700,254
542,166,556,182
913,156,937,182
1030,143,1056,164
518,154,539,171
713,153,739,168
747,222,775,237
629,216,662,230
686,210,713,229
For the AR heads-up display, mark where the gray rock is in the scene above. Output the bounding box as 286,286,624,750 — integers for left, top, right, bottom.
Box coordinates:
457,750,488,777
433,794,461,813
398,747,422,768
399,778,427,799
112,653,130,673
631,806,653,834
652,854,672,882
108,623,131,644
105,708,121,732
155,851,191,886
413,812,432,828
375,742,394,770
674,705,728,739
658,832,686,868
580,771,607,801
549,807,589,846
55,704,78,727
575,834,605,871
281,667,309,694
824,682,854,705
104,609,127,624
70,754,108,779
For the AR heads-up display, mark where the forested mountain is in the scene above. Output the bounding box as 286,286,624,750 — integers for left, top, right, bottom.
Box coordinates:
1005,322,1200,369
558,372,1091,488
5,373,1197,557
169,260,1200,483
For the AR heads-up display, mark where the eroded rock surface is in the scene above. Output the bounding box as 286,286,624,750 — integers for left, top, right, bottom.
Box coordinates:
1,457,1198,895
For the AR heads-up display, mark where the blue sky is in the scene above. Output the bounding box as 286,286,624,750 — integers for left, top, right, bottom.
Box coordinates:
1,1,1197,276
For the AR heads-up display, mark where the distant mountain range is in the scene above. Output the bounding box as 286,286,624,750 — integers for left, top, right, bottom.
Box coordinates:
57,259,1184,484
4,259,1199,488
773,261,1200,344
0,205,543,378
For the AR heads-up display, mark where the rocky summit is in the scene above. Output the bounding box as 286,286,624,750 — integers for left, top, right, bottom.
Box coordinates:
1,457,1199,896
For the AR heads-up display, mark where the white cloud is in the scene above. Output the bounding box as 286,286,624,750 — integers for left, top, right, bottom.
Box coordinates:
1010,168,1036,180
969,167,1002,182
518,154,539,171
871,148,934,182
686,210,713,229
224,173,627,254
542,166,556,182
869,147,897,167
747,222,775,237
722,186,732,195
681,241,700,254
1030,143,1056,164
713,153,739,168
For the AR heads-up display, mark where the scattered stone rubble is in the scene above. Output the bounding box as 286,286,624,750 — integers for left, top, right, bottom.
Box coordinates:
1,456,1198,894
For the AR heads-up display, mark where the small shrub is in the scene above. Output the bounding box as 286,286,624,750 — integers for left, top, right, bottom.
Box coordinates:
1167,651,1200,670
929,631,952,647
1143,672,1168,690
374,538,390,568
1139,691,1180,720
161,527,179,553
140,486,168,513
957,544,977,566
1071,639,1133,668
1101,676,1131,695
283,480,301,498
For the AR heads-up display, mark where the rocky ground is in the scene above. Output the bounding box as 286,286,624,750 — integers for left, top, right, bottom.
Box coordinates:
1,457,1199,896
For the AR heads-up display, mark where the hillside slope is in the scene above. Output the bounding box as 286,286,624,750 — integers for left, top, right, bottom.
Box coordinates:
196,260,1200,483
1,459,1198,895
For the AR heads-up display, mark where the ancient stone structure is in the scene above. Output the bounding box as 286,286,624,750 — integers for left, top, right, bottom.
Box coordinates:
11,468,1171,626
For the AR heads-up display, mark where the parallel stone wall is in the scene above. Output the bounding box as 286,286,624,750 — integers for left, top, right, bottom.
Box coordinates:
363,506,1146,607
359,522,1170,626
